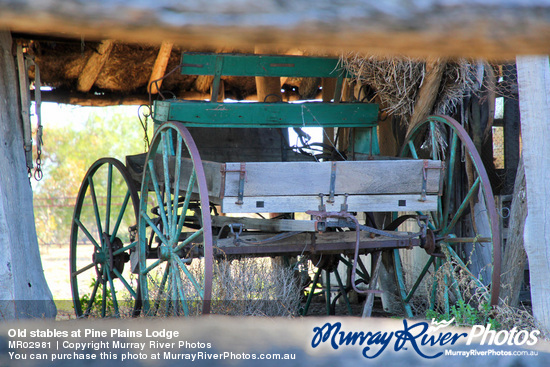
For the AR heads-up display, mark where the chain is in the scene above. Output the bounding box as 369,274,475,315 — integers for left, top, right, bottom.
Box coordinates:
34,124,43,180
30,53,44,181
138,104,151,151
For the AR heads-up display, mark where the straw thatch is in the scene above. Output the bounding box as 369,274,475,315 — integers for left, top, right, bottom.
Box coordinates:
341,54,478,119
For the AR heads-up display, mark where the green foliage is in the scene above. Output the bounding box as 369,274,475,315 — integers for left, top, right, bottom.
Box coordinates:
79,279,115,315
426,300,501,329
33,106,152,246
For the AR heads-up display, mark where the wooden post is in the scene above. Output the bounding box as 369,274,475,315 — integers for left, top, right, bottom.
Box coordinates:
148,41,174,94
254,45,282,102
0,31,56,319
407,57,447,135
500,158,527,307
516,55,550,332
77,39,114,93
322,78,337,152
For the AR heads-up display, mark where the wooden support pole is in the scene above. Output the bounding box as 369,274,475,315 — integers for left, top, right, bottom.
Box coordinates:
499,158,527,307
77,39,114,93
322,78,337,151
516,55,550,332
407,57,447,135
148,41,174,94
254,45,282,102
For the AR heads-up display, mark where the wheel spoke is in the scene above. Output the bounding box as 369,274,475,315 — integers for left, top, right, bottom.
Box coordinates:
141,210,169,245
393,249,414,318
442,129,458,229
153,264,170,314
162,132,173,230
148,160,169,233
173,228,203,254
141,259,162,276
74,217,101,251
172,262,191,316
173,254,203,299
112,267,137,299
88,176,104,245
106,267,120,317
175,171,197,239
84,278,101,317
105,163,113,235
430,121,437,159
404,256,435,303
442,176,481,236
71,262,95,277
167,265,175,314
172,135,183,238
408,140,419,159
112,241,137,256
110,189,131,243
101,269,107,318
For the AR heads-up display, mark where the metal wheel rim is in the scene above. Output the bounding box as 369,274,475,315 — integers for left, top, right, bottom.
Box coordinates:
70,157,140,318
395,115,501,312
138,121,213,316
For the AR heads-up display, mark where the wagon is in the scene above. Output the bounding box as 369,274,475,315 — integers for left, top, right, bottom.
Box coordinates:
70,53,501,318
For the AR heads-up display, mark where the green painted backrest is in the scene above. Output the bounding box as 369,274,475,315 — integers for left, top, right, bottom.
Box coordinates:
180,53,347,102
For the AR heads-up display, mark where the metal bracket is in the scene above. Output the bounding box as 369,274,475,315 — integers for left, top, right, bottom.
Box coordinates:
340,193,349,212
318,193,326,211
327,161,337,203
420,160,445,202
420,160,429,202
221,163,247,205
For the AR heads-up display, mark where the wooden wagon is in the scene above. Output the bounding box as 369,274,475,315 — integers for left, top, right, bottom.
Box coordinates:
69,53,500,318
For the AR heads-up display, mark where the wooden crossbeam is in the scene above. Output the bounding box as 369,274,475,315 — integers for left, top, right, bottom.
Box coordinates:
148,41,174,94
77,39,114,93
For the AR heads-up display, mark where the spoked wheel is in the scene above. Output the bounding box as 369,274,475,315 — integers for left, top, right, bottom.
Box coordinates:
70,158,141,318
138,121,213,316
393,115,501,317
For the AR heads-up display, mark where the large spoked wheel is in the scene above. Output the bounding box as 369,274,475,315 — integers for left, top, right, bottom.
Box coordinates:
70,158,141,318
138,121,213,316
393,115,501,317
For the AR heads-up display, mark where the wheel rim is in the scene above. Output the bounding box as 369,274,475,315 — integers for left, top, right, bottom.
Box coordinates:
394,115,501,315
70,158,140,318
138,122,213,316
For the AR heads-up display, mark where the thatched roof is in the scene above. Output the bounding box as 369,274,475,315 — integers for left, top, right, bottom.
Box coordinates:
24,38,323,106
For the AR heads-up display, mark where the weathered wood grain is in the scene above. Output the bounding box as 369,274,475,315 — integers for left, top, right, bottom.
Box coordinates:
223,160,443,197
222,194,438,213
3,1,550,59
77,39,114,92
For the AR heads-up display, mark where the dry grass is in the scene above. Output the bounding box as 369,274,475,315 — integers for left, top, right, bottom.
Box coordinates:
340,53,477,118
144,256,302,318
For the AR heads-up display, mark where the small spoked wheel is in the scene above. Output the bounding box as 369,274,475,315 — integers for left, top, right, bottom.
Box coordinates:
70,158,141,318
138,122,213,316
393,115,501,317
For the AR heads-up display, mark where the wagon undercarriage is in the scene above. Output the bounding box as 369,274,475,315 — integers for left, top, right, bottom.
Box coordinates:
69,53,500,319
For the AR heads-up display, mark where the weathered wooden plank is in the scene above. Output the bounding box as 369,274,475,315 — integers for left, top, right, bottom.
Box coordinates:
223,160,442,197
211,216,316,232
148,41,174,94
215,231,419,256
4,2,550,59
222,194,438,213
516,55,550,332
181,52,344,78
77,39,114,92
407,57,447,136
155,100,379,128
